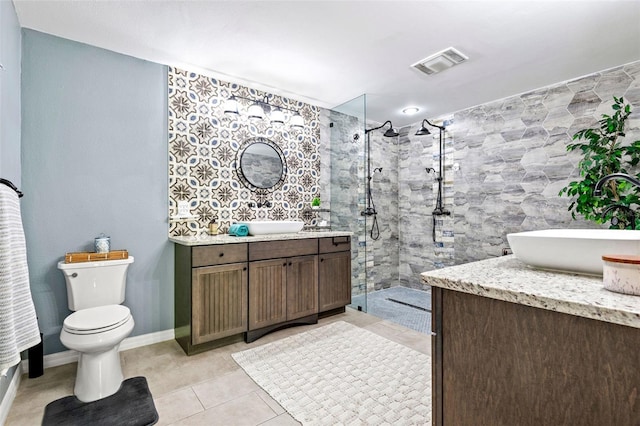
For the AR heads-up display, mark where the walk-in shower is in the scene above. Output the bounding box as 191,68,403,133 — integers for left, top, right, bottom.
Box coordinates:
328,94,431,333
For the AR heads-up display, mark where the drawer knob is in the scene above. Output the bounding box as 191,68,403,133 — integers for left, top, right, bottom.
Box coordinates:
219,253,224,257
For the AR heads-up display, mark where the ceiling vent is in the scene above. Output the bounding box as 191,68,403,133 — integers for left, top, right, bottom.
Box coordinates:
412,47,468,76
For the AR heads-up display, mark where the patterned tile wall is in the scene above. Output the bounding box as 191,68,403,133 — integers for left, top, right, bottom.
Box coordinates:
168,67,321,236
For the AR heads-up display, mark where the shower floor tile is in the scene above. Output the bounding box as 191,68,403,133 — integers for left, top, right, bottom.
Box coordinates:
351,287,431,334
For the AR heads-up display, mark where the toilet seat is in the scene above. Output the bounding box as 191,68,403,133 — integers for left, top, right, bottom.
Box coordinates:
63,305,131,335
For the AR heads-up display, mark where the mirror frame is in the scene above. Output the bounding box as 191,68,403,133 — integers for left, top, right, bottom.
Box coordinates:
235,137,287,192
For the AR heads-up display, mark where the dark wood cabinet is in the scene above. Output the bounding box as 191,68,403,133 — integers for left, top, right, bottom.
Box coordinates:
318,237,351,313
175,243,248,355
246,240,319,342
248,258,287,330
286,255,319,320
192,263,248,345
175,235,351,353
431,287,640,425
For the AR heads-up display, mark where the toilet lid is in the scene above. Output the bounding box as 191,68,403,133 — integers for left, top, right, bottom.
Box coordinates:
64,305,131,334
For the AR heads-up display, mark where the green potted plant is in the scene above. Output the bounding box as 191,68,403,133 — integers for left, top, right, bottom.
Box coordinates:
559,96,640,229
311,196,321,209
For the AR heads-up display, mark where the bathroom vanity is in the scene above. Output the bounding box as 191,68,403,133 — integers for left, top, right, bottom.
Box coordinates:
422,256,640,425
171,232,352,355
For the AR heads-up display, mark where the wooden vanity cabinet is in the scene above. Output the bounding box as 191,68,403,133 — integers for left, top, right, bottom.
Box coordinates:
175,234,352,352
431,287,640,425
246,239,318,342
191,263,247,345
318,236,352,314
175,243,248,355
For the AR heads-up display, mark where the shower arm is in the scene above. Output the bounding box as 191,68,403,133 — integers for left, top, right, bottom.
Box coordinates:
365,120,394,135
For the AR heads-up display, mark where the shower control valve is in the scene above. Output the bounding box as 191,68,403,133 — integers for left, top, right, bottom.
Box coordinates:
361,207,377,216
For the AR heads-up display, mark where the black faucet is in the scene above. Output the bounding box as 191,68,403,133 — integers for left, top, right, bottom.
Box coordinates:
601,204,637,230
593,173,640,196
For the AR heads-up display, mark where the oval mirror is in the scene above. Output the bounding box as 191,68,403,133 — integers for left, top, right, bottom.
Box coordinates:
237,138,286,190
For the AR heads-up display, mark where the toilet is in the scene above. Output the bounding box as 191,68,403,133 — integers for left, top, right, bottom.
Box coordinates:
57,257,135,402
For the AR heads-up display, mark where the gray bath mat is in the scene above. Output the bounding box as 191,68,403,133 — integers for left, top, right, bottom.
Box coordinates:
42,376,158,426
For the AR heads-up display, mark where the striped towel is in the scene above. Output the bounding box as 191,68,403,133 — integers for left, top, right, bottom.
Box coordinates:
0,184,41,375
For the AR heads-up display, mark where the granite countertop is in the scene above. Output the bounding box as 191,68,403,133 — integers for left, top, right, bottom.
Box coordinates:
169,231,353,246
421,255,640,329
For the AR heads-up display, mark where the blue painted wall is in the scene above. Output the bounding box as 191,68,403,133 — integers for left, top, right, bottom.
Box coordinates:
21,30,173,355
0,0,22,186
0,0,22,409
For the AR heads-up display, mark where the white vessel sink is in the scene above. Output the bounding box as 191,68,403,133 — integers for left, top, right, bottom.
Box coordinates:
507,229,640,275
245,220,304,235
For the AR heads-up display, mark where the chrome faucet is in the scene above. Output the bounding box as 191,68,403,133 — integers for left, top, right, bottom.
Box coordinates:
593,173,640,196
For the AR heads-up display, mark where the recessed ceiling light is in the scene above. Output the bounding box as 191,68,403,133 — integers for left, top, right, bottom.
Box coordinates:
402,107,420,115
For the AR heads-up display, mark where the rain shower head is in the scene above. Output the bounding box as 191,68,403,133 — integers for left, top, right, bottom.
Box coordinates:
415,118,445,135
365,120,399,137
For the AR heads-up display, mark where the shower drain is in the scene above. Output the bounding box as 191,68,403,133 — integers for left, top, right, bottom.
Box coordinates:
386,298,431,312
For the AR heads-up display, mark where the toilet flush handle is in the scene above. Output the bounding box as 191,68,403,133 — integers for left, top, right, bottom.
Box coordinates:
71,273,78,278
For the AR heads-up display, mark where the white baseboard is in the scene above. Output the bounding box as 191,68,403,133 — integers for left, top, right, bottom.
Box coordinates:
0,365,22,425
22,328,175,375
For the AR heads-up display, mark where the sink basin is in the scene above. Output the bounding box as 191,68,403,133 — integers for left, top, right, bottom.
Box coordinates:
244,220,304,235
507,229,640,275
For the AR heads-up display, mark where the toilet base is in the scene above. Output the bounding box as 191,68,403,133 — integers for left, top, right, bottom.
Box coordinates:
75,344,124,402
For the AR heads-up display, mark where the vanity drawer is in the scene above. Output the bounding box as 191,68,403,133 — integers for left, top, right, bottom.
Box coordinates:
319,236,351,253
249,239,318,261
192,244,248,267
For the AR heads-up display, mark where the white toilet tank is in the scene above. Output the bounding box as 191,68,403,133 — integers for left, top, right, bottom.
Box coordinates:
57,257,134,311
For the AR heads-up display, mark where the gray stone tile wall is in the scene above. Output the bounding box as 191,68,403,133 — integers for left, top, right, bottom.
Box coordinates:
395,60,640,288
364,127,399,291
450,61,640,265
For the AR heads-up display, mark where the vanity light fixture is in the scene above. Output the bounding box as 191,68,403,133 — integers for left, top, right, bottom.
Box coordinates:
223,94,305,128
247,101,265,120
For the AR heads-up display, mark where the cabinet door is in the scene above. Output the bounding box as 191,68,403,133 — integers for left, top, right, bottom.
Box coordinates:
286,255,319,321
318,251,352,312
249,259,287,330
192,263,248,345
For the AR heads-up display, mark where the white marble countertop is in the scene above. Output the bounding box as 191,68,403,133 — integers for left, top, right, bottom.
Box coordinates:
169,231,352,246
421,255,640,329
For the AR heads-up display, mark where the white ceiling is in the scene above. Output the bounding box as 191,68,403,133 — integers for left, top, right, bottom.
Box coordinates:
12,0,640,127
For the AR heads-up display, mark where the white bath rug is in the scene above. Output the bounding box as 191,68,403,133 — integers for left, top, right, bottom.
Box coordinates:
232,321,431,425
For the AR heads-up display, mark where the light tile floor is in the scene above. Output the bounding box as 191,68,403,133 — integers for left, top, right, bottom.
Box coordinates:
7,308,430,425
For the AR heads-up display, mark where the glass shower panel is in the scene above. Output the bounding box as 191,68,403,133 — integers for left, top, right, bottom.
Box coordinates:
328,94,368,312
